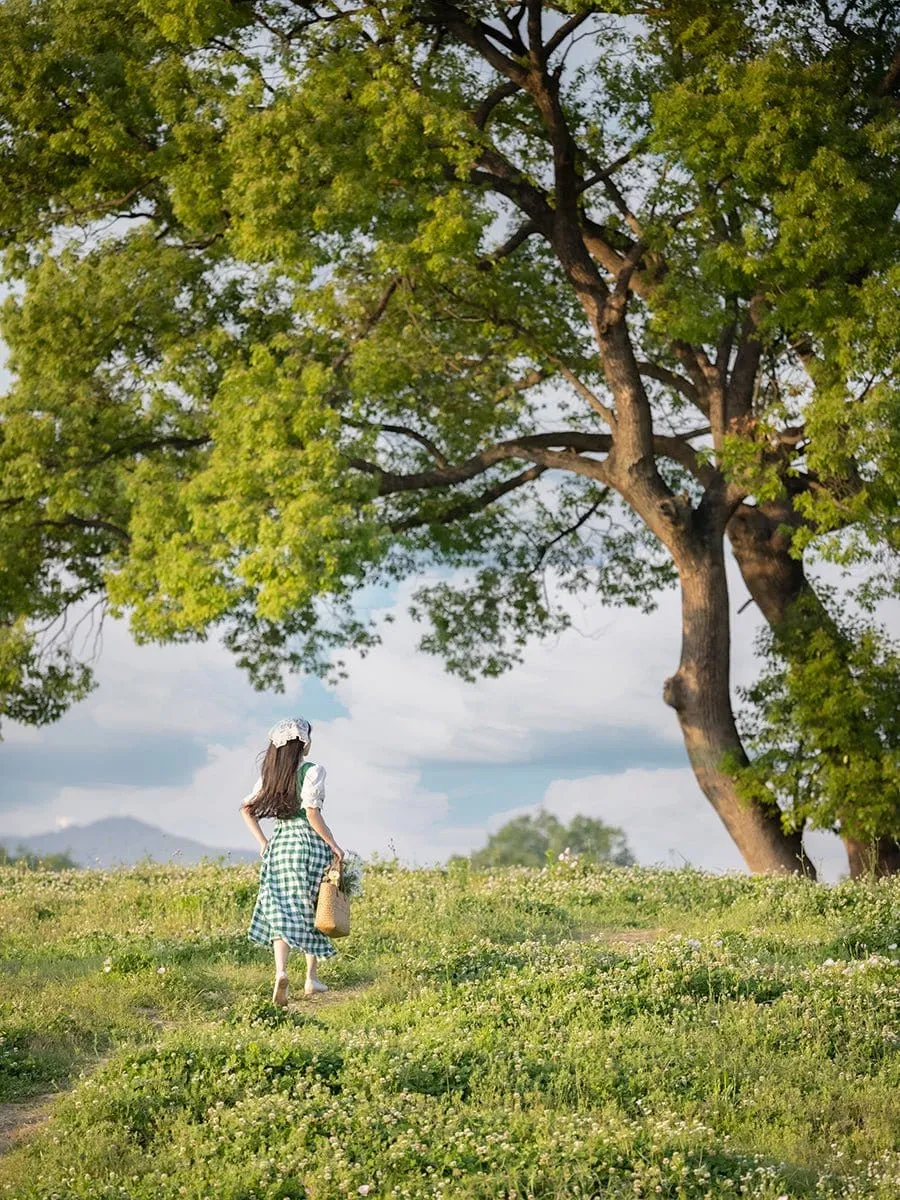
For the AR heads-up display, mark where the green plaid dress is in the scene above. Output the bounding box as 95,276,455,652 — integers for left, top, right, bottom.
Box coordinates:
247,762,336,957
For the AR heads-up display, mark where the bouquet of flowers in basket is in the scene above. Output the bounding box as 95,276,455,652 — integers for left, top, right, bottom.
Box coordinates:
338,851,365,898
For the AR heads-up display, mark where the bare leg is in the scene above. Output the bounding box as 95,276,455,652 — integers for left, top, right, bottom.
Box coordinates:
274,938,290,975
272,939,290,1006
304,953,328,995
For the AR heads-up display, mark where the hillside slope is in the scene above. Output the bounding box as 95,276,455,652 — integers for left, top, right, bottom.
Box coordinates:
0,862,898,1198
0,816,256,867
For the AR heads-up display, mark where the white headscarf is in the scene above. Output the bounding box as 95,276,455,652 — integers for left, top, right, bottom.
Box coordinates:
267,716,311,749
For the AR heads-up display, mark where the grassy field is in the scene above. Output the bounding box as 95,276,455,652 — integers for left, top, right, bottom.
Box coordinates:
0,859,897,1199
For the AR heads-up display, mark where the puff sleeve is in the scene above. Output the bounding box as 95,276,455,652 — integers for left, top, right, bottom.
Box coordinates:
300,763,327,810
240,777,262,810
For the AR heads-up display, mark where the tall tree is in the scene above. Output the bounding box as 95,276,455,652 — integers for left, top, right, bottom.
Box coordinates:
1,0,897,874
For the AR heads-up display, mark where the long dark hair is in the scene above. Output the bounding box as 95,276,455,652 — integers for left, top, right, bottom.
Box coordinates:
246,730,311,819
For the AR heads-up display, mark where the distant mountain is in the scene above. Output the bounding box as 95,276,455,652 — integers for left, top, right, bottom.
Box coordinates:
0,816,257,868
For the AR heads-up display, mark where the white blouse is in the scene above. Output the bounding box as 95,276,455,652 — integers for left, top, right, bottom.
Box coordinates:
239,762,327,811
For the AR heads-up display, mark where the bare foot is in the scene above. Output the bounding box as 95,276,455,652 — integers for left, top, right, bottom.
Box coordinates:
273,973,289,1007
304,978,329,996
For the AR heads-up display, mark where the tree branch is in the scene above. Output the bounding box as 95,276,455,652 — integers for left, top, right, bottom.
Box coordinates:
524,35,584,226
533,493,607,570
580,149,643,239
351,426,715,496
612,236,647,296
636,361,699,405
330,277,402,373
469,145,554,231
544,12,594,61
549,357,618,430
526,0,546,69
34,515,131,544
497,2,528,55
876,44,900,98
471,79,521,129
81,434,211,469
727,296,765,424
476,220,539,270
349,430,615,492
578,143,644,195
670,341,712,417
658,434,716,487
581,217,651,298
390,464,547,531
425,1,530,86
347,420,449,467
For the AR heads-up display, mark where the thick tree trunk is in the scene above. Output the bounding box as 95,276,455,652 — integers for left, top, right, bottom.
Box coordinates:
726,502,899,878
663,535,815,876
726,502,811,626
842,836,900,879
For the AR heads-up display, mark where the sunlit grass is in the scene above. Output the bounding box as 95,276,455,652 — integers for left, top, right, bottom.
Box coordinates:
1,861,898,1197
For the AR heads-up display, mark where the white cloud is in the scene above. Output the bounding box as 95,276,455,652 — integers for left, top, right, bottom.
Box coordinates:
542,767,748,871
81,626,267,738
1,549,893,883
2,621,272,750
326,571,687,767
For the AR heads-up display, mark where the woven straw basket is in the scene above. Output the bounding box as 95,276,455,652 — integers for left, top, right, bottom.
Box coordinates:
314,854,351,938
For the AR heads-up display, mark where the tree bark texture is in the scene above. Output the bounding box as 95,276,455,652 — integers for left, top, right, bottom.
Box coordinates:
663,537,815,876
726,503,808,626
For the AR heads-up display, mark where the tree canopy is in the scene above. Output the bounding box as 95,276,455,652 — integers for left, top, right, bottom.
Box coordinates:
466,809,634,868
1,0,898,872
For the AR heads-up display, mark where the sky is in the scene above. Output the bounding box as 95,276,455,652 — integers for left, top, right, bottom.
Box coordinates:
3,550,893,883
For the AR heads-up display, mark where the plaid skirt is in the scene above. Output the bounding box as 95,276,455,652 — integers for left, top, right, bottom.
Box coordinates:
247,816,337,957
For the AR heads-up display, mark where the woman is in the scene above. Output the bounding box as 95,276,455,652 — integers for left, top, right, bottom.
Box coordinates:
240,716,345,1005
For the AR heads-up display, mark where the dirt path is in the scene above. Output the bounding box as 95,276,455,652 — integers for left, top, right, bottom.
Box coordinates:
293,979,374,1007
0,1094,58,1157
596,928,667,944
0,1054,113,1160
576,927,667,946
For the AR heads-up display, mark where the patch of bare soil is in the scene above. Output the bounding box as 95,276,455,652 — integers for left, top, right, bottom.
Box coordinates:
0,1052,113,1161
582,927,668,945
293,980,375,1007
0,1094,57,1157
